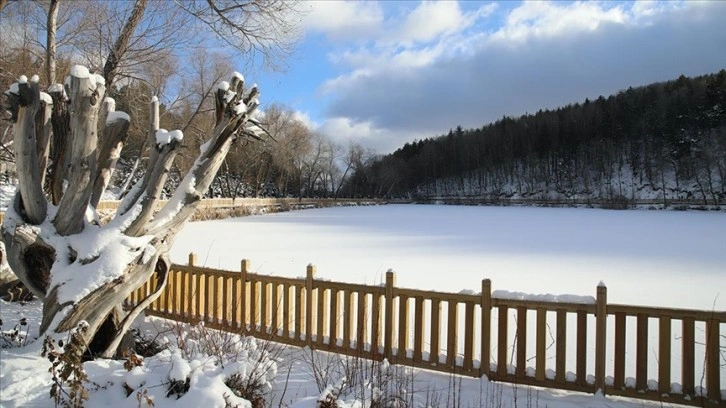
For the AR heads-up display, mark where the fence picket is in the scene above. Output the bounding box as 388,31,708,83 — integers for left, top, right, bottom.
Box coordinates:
516,307,527,379
497,306,508,377
430,298,441,365
555,309,566,384
705,319,721,402
447,300,459,368
271,283,281,335
262,282,271,332
357,292,368,353
317,288,328,346
613,312,626,389
371,292,382,355
329,288,339,349
658,316,671,395
681,318,695,396
306,265,316,344
536,308,546,381
576,311,587,387
636,314,648,391
283,283,291,339
463,301,475,372
414,296,425,363
343,289,353,349
399,294,410,360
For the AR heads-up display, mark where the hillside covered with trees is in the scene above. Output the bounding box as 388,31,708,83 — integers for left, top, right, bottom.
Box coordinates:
343,71,726,206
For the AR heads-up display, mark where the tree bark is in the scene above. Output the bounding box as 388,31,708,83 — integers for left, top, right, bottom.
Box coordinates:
10,80,47,225
49,88,70,205
90,103,130,209
46,0,60,86
54,72,105,235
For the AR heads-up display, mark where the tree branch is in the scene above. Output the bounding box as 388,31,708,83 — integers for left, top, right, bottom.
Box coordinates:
100,255,170,358
35,93,53,190
54,70,105,235
49,86,70,205
9,79,47,224
90,100,130,209
1,224,54,300
124,136,182,237
147,72,258,236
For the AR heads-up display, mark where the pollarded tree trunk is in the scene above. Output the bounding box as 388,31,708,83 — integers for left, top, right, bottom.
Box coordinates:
2,66,264,359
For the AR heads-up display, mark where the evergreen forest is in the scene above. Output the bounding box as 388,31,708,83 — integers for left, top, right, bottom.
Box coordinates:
340,71,726,206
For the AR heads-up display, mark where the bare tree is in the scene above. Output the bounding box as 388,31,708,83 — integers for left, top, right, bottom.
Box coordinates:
2,67,265,358
176,0,301,73
335,143,365,198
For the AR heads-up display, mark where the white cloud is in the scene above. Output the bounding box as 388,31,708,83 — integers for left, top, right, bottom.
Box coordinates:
315,0,726,154
322,1,494,74
319,117,426,153
491,1,629,43
301,1,384,42
394,1,466,44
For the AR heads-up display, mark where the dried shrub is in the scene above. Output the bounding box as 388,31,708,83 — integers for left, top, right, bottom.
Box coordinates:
42,322,91,407
0,316,31,348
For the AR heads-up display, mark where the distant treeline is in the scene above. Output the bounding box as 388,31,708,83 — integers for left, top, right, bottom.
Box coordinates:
341,71,726,205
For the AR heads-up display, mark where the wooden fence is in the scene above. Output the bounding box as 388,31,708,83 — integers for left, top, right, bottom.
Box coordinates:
128,254,726,407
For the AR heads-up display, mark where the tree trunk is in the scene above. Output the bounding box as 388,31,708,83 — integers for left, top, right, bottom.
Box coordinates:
103,0,148,87
2,67,263,359
45,0,60,86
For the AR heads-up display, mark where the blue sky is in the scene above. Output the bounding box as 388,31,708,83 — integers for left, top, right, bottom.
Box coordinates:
251,1,726,154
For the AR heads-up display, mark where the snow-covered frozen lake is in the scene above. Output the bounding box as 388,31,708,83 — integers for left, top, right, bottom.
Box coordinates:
172,204,726,311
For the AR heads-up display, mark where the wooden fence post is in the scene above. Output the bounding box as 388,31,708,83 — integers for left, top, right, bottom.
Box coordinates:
480,279,492,377
188,253,197,266
241,259,249,331
384,269,396,359
595,282,607,395
306,264,316,345
705,318,722,403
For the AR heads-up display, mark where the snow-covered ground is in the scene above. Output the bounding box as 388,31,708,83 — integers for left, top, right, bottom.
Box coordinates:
171,205,725,311
2,204,724,407
0,298,707,408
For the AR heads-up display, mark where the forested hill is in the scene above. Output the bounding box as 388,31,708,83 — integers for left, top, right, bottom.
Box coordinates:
345,71,726,205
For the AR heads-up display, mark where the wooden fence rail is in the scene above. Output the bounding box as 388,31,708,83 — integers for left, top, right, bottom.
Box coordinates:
128,254,722,407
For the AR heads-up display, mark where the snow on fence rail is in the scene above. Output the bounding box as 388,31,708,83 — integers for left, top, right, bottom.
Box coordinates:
127,253,726,408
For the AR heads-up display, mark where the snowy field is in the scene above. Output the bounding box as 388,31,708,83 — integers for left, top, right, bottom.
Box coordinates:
2,204,725,407
172,204,726,311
